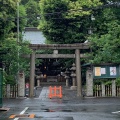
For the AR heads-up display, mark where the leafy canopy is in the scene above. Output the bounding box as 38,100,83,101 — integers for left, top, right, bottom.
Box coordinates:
89,7,120,64
39,0,102,44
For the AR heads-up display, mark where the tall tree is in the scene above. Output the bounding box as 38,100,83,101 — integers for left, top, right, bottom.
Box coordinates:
88,6,120,64
25,0,40,27
0,0,17,41
0,0,30,83
39,0,102,44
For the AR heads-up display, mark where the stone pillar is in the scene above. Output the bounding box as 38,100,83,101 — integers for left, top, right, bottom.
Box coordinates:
102,83,105,97
53,50,58,54
64,69,70,87
18,71,25,97
65,76,69,87
86,69,93,97
70,63,77,90
72,76,76,86
112,80,116,97
29,51,35,97
36,76,40,87
75,49,82,97
6,84,10,98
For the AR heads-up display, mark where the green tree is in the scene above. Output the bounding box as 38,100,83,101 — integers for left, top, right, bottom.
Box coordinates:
38,0,102,67
0,0,30,84
0,0,17,41
25,0,40,27
88,7,120,64
39,0,102,44
1,36,31,84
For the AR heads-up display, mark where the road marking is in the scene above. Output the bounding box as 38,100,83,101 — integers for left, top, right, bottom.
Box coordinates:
20,107,29,115
13,107,29,120
112,111,120,114
14,117,19,120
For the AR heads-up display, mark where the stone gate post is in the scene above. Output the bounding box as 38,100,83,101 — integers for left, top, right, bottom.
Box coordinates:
6,84,10,98
112,80,116,97
18,71,25,97
102,83,105,97
86,68,93,97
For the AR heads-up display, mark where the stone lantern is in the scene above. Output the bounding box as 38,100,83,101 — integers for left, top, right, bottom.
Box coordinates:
70,63,77,90
64,68,70,87
36,71,43,87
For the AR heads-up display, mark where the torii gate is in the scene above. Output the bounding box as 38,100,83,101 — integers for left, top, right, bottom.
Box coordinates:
29,43,89,97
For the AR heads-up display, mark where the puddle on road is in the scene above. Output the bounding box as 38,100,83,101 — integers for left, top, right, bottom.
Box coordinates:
61,109,72,112
41,108,55,112
35,116,74,120
81,108,87,112
41,108,73,112
50,99,69,104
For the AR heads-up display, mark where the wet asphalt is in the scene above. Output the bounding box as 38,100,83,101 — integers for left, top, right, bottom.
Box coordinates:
0,86,120,120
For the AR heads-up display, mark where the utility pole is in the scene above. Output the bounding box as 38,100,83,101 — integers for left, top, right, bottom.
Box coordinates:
17,1,19,70
17,1,19,43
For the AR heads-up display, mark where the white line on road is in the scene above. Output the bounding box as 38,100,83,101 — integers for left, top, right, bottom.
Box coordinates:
20,107,29,114
112,111,120,114
14,107,29,120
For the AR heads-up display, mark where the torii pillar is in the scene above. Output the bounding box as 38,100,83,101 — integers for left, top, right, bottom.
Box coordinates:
29,51,35,97
75,49,82,97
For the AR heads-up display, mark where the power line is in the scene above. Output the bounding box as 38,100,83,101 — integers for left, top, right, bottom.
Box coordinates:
0,2,120,21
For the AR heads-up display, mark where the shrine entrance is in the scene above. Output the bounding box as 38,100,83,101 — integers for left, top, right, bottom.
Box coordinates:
29,43,89,97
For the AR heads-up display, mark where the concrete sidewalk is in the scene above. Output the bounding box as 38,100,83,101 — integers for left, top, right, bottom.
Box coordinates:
36,86,81,101
38,87,49,100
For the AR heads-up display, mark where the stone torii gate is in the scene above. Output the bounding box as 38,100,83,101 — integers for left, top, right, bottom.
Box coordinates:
29,43,89,97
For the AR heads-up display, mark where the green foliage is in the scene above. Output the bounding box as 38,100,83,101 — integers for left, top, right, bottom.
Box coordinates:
39,0,102,44
21,0,30,5
116,77,120,86
66,0,102,18
39,0,68,43
102,80,112,85
88,7,120,64
0,0,17,41
0,34,32,82
19,5,27,31
0,0,32,84
25,0,40,27
94,79,113,85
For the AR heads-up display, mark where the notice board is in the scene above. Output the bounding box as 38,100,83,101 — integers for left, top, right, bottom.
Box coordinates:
93,65,120,79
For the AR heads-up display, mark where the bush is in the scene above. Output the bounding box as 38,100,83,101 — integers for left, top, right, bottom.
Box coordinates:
116,78,120,86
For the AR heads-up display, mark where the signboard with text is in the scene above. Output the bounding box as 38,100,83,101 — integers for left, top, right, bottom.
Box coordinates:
93,65,120,79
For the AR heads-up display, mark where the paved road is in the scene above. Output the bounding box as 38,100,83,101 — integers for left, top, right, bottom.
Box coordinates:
0,86,120,120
